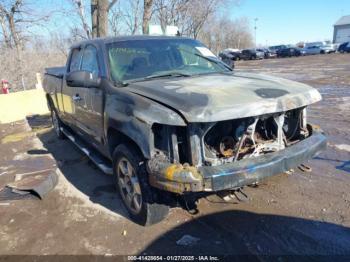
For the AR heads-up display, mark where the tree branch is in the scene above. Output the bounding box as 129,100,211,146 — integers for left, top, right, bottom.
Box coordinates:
108,0,118,11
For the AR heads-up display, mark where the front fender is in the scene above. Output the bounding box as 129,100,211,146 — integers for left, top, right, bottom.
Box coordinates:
104,90,186,159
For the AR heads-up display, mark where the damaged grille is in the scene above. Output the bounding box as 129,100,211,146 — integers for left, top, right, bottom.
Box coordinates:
203,107,309,166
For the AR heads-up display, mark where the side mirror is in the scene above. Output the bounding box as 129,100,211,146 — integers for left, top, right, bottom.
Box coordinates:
66,70,100,88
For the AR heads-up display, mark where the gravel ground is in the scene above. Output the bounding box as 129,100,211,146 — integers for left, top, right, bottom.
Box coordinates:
0,53,349,259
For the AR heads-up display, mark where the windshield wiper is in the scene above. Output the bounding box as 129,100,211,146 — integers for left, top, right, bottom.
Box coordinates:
121,72,191,86
145,72,192,79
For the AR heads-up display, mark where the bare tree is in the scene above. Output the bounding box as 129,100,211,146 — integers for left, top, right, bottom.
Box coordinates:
152,0,235,38
0,0,51,89
71,0,91,39
0,14,11,48
109,3,123,36
91,0,118,38
153,0,190,32
0,1,23,53
199,16,253,54
123,0,142,35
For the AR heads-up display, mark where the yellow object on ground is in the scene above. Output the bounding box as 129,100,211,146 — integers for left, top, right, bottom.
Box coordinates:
0,89,49,124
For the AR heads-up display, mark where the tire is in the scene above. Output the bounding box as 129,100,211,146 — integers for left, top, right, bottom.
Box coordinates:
51,109,65,139
113,144,169,226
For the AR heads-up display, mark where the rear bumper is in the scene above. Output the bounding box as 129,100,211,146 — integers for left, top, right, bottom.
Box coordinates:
148,131,326,193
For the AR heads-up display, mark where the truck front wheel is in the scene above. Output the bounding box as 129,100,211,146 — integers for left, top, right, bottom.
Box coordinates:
113,144,169,226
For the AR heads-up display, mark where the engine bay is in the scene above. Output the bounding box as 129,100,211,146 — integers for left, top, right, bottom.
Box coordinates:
203,107,309,166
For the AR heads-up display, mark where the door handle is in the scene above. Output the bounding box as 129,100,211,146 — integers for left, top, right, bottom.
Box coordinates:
72,94,82,102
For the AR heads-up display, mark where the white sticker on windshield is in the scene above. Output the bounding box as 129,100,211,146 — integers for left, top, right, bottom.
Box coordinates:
195,47,216,57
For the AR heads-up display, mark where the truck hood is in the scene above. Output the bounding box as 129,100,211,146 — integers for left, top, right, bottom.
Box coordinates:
126,72,322,122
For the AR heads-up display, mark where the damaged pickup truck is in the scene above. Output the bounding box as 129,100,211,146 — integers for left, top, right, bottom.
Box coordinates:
44,36,326,225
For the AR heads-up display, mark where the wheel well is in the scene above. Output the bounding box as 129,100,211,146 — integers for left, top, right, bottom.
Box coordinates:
46,94,53,111
107,128,144,158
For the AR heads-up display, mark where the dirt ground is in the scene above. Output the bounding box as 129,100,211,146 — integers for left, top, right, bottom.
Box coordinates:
0,53,350,258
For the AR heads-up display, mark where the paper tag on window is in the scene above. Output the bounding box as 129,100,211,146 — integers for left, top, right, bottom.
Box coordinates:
195,47,216,57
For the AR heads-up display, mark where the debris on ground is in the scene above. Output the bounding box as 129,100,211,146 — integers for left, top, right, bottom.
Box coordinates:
5,169,58,199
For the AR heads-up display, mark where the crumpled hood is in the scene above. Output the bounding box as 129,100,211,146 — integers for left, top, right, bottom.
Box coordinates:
126,72,322,122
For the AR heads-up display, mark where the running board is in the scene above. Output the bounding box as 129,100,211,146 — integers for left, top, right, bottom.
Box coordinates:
60,127,113,175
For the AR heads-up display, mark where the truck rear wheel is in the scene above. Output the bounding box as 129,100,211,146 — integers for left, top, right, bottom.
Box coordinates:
113,144,169,226
51,110,65,139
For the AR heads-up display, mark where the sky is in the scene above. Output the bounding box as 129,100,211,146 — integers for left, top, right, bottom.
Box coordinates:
230,0,350,46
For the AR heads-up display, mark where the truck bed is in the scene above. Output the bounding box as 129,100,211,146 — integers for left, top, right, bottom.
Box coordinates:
43,67,65,108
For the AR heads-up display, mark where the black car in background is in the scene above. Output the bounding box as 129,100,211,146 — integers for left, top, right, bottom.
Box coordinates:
219,49,242,60
218,51,235,69
241,49,264,60
338,42,350,53
269,45,287,54
277,47,301,58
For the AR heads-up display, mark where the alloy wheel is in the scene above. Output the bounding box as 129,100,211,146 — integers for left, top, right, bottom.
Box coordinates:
117,157,142,214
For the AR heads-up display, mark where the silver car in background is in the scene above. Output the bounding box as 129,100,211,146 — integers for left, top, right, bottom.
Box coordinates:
302,45,322,55
320,44,337,54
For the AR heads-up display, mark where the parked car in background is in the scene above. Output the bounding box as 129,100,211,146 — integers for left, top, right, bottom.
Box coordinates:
269,45,287,54
338,42,350,53
241,49,264,60
277,47,301,57
218,51,235,69
221,48,242,60
299,49,307,56
257,48,276,58
218,48,242,61
320,44,336,54
303,45,322,55
304,42,326,48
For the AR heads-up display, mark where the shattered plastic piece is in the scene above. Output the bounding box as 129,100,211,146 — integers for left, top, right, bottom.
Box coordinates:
176,234,200,246
6,169,58,199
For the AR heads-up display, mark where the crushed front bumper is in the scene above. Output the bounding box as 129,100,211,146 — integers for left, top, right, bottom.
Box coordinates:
148,131,326,193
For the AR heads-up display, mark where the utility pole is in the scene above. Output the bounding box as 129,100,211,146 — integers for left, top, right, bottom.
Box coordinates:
254,18,258,48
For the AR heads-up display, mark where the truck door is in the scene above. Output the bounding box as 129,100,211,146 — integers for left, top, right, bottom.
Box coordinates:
77,44,104,144
61,47,83,126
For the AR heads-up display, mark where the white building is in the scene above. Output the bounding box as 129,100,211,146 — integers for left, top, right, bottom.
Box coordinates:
333,15,350,43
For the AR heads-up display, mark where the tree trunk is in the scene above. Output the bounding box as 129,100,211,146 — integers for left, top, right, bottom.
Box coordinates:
7,12,24,90
142,0,153,34
98,0,109,37
91,0,98,38
7,14,21,52
91,0,113,38
0,15,11,48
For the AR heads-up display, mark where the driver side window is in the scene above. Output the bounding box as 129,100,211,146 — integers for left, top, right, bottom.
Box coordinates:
81,45,99,77
69,48,83,72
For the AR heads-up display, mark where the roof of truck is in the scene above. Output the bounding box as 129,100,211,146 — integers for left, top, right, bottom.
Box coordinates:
71,35,193,48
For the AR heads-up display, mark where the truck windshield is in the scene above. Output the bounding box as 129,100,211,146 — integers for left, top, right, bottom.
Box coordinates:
107,38,230,84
